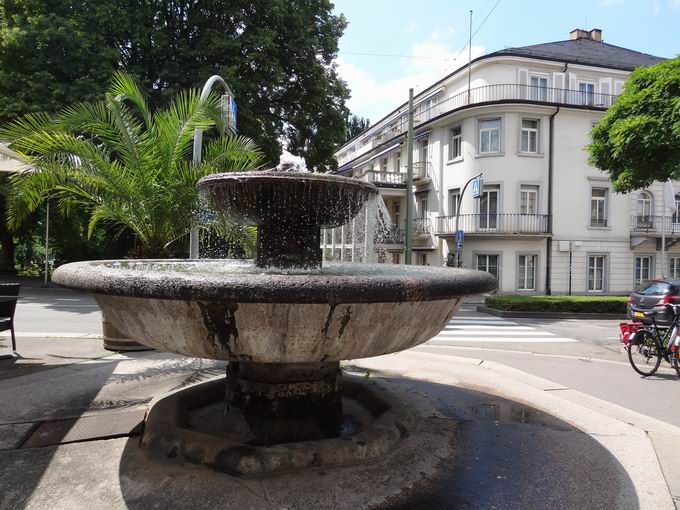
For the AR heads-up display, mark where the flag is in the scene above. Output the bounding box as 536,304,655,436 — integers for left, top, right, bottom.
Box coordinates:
664,180,676,213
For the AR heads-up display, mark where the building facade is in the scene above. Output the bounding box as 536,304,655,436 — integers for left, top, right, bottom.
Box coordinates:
331,28,670,294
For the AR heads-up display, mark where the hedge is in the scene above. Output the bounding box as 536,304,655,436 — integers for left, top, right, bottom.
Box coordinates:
484,295,628,314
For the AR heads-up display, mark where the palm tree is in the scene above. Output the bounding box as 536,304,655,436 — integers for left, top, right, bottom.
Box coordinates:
1,72,264,257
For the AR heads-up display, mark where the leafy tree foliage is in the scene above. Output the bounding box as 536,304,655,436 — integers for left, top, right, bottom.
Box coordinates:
2,73,263,257
588,56,680,192
345,114,370,142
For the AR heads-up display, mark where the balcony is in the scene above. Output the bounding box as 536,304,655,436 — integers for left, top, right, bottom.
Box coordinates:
372,84,619,143
435,214,551,236
357,170,406,187
630,215,680,235
413,217,432,236
375,224,405,246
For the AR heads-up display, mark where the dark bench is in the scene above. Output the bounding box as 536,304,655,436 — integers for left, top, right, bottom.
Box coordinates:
0,283,20,351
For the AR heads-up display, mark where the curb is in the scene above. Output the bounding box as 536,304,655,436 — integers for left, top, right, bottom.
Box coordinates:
477,305,626,320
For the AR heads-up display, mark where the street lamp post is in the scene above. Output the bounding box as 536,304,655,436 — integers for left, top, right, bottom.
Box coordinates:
189,75,236,259
453,172,482,267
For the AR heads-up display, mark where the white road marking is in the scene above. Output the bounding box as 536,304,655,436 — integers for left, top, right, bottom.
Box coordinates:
427,316,578,344
0,332,101,338
429,336,578,343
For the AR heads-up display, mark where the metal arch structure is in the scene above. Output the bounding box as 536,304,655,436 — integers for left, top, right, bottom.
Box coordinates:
189,75,236,259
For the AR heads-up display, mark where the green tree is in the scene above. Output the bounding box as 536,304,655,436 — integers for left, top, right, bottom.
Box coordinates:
2,72,263,257
116,0,350,172
588,56,680,192
345,114,370,142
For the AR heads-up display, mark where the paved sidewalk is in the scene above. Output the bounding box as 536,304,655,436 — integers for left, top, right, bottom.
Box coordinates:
0,337,676,509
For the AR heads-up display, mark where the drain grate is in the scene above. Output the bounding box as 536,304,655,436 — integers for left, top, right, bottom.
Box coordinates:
21,409,145,449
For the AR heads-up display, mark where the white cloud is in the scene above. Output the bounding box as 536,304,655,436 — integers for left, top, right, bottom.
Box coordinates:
338,38,485,122
669,0,680,9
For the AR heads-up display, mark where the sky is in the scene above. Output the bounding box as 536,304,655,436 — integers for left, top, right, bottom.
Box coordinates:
332,0,680,123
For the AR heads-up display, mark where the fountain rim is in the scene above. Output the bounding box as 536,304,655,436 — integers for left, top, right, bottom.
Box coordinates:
197,169,379,195
52,259,497,304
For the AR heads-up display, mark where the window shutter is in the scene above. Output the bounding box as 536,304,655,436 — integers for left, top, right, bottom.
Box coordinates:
568,72,577,90
614,80,624,96
517,68,529,98
598,78,613,106
552,72,565,102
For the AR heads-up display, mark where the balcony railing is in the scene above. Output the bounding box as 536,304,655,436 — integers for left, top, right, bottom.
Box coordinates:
631,215,680,234
358,170,406,186
435,214,551,235
413,161,433,180
368,84,620,148
375,224,405,245
413,217,432,235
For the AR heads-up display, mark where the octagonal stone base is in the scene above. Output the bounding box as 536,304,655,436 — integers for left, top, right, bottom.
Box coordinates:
141,374,417,477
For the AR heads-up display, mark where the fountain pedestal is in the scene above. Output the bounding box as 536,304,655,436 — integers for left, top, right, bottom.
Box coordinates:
227,361,342,443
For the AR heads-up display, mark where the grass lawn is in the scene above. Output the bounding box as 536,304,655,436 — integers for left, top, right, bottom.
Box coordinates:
485,295,628,314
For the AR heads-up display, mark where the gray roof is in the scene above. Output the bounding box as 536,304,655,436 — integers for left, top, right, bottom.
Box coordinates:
489,37,666,71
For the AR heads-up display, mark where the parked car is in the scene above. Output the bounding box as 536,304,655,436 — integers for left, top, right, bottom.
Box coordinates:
627,279,680,326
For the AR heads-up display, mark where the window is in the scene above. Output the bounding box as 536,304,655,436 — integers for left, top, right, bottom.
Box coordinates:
590,188,608,227
637,191,653,227
477,254,499,279
396,152,401,172
420,139,428,162
520,185,538,214
448,126,462,160
671,257,680,278
674,194,680,224
380,157,388,173
418,195,428,219
530,75,548,101
479,118,501,154
479,186,499,229
448,189,461,216
417,253,428,265
394,202,400,228
634,256,652,287
578,82,595,106
520,119,539,153
588,255,606,292
392,253,401,265
518,254,537,291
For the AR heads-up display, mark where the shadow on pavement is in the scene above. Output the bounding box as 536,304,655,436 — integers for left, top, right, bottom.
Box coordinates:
111,375,639,510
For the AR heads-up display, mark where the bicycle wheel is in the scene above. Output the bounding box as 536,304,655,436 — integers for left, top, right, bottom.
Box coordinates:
672,351,680,379
628,330,662,376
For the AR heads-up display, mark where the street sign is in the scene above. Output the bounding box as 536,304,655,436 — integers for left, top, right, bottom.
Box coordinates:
221,94,238,132
455,229,464,249
471,178,482,198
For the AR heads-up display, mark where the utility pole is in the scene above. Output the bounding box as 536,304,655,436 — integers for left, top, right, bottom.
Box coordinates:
43,201,49,287
467,10,473,103
404,88,414,265
454,172,482,267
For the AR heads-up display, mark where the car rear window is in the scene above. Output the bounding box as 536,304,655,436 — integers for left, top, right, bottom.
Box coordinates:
637,282,672,295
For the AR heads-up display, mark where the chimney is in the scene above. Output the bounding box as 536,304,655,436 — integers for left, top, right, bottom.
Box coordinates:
589,28,602,41
569,28,603,41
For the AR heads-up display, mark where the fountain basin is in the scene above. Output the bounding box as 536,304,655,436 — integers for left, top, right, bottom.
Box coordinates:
52,260,496,362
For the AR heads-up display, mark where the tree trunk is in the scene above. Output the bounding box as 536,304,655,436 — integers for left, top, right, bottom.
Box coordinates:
0,232,15,274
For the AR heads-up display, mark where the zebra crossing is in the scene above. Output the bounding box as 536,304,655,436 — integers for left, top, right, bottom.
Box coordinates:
427,315,578,344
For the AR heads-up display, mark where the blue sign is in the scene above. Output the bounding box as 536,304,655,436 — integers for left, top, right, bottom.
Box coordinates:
471,178,482,198
455,229,464,249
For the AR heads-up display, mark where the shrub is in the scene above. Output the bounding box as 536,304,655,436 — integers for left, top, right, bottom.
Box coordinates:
485,295,628,314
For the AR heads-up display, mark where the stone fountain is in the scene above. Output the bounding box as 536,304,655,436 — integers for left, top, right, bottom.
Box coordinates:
52,166,496,477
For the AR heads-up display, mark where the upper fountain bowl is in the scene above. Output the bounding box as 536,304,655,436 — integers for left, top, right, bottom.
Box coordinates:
197,170,378,229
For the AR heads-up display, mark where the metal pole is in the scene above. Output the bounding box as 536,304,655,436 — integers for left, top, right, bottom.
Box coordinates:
454,172,482,267
189,75,234,259
662,192,667,278
44,201,49,286
568,244,573,296
405,89,414,265
467,10,473,103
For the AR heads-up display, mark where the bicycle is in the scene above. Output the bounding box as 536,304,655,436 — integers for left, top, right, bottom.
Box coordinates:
626,304,680,377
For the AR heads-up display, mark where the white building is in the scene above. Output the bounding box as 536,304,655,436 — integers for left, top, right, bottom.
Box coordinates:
330,28,671,295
